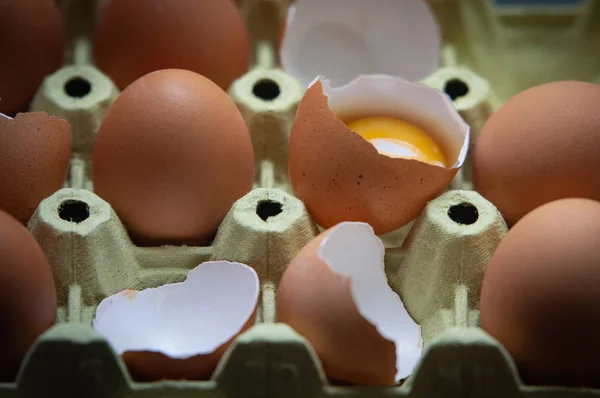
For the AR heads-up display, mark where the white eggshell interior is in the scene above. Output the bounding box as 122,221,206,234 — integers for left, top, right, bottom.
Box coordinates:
93,261,260,359
280,0,441,88
313,75,470,169
318,222,423,382
0,112,12,119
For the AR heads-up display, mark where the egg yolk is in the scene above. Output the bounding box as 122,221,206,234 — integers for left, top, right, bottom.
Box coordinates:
346,116,447,167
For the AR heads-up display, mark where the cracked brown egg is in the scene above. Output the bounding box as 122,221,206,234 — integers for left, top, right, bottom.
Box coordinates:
288,75,469,235
0,112,71,224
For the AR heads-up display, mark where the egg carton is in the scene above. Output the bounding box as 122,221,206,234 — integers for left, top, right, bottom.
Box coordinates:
430,0,600,105
1,0,597,397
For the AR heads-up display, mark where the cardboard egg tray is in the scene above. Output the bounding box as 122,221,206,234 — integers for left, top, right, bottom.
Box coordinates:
2,0,600,397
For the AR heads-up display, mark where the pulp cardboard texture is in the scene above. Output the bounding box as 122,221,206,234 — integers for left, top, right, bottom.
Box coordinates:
2,0,599,397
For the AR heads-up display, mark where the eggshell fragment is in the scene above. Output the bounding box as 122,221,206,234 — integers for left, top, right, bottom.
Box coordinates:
0,112,71,223
288,75,469,234
280,0,440,88
93,261,259,381
0,210,57,381
276,222,422,385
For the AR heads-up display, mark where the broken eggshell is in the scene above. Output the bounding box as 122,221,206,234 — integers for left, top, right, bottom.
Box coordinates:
276,222,422,385
280,0,440,88
93,261,260,381
288,75,470,235
0,112,71,224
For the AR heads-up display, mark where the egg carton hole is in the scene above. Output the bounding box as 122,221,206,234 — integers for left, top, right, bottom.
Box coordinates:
256,200,283,221
58,200,90,223
253,79,280,101
444,78,470,101
447,202,479,225
64,77,92,98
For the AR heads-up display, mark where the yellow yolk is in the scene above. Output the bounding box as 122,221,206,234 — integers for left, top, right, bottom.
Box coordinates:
346,116,447,167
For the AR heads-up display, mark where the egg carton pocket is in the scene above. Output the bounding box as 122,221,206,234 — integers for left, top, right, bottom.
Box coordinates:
4,0,593,396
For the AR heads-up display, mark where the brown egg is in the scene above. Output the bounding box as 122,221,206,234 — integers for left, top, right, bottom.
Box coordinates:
93,0,250,91
0,210,57,381
276,222,422,385
0,0,65,115
480,198,600,388
0,113,71,224
92,69,255,246
288,76,469,235
473,81,600,226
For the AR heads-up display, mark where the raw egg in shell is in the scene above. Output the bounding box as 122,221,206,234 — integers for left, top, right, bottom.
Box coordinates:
288,75,469,235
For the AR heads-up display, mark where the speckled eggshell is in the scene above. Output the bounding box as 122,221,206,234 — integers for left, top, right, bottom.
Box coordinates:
473,81,600,226
0,210,57,381
276,229,396,386
0,0,65,115
93,0,250,91
480,198,600,388
0,113,71,224
288,81,458,235
92,69,255,247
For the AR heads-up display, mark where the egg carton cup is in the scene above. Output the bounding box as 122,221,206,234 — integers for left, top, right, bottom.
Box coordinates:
1,0,594,397
431,0,600,103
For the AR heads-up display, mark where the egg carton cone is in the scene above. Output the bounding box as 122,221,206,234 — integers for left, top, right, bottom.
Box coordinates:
1,0,597,397
430,0,600,104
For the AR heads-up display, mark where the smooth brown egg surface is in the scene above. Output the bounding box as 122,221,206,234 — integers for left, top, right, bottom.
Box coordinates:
0,113,71,224
0,210,57,381
480,198,600,388
92,69,255,246
473,81,600,226
93,0,250,91
0,0,65,115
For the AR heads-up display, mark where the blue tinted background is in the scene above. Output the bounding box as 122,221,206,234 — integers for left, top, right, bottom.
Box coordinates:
495,0,584,5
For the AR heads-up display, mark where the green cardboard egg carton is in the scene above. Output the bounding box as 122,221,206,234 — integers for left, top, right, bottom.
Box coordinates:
2,0,600,396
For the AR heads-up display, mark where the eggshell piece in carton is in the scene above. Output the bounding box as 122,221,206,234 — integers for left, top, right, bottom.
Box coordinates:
0,112,71,224
0,0,65,115
288,76,469,235
92,69,255,246
276,222,422,385
480,198,600,388
280,0,440,88
93,261,259,381
0,210,57,381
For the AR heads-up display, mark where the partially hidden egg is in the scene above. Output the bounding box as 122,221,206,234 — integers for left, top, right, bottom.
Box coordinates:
276,222,422,385
480,198,600,388
92,69,255,246
93,261,259,381
473,81,600,226
0,210,57,381
288,75,469,235
93,0,250,91
0,112,71,224
0,0,65,115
